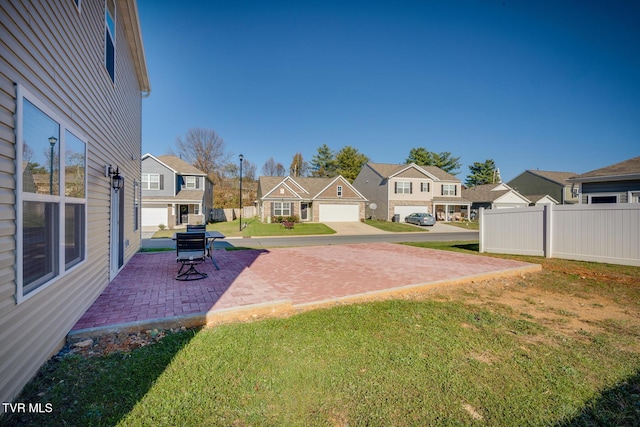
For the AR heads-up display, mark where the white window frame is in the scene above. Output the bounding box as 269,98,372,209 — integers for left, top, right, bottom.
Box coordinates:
104,0,116,83
15,84,88,303
442,184,457,196
628,191,640,203
185,176,196,189
421,182,430,192
273,202,291,216
395,181,411,194
142,173,159,190
337,185,343,197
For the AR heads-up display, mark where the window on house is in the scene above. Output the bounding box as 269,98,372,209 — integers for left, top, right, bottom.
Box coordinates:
421,182,430,192
337,185,343,197
185,176,196,189
395,181,412,194
590,195,617,204
441,184,457,196
17,87,87,301
273,202,291,216
142,173,159,190
105,0,116,82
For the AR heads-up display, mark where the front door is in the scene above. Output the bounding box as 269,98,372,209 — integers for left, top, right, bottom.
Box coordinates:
301,203,308,220
179,204,188,224
110,184,125,280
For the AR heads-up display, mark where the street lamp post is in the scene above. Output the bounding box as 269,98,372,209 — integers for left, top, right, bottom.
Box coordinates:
239,154,244,231
48,136,57,195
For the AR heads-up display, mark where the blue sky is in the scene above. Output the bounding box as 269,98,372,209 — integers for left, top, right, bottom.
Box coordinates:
137,0,639,181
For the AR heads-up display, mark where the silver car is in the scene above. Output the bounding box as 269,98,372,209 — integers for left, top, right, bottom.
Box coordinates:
405,212,436,226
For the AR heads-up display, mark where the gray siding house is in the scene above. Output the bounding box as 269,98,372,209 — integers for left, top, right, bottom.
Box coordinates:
141,154,214,228
1,0,150,404
568,156,640,204
507,170,579,205
353,163,470,221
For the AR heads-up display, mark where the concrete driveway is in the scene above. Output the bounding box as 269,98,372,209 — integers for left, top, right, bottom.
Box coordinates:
326,221,390,235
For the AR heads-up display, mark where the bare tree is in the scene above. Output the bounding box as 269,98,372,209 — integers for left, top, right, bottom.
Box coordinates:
289,152,309,177
175,128,230,183
261,157,286,176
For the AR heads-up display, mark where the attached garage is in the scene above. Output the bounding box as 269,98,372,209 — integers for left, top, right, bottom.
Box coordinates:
394,205,429,220
142,206,168,227
319,204,360,222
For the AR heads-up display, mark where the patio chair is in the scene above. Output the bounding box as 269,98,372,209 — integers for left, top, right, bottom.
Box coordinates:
175,232,208,281
186,224,212,256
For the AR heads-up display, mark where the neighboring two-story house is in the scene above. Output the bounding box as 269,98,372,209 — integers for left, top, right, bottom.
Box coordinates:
353,163,470,221
257,175,367,222
141,154,214,228
508,170,579,205
1,0,150,404
568,156,640,204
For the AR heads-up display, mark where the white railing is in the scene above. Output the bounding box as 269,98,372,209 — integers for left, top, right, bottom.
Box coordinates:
479,204,640,266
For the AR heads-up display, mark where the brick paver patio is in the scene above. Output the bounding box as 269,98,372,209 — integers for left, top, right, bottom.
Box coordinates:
71,243,540,334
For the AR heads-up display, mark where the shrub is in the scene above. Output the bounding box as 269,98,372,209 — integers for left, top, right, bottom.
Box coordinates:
272,215,300,224
281,221,295,230
158,224,166,230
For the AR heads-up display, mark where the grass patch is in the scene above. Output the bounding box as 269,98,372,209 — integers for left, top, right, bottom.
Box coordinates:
139,247,173,253
402,240,480,254
7,299,640,426
365,219,427,232
151,218,335,239
446,220,480,230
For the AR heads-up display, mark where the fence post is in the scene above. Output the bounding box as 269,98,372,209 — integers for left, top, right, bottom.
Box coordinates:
543,204,552,258
479,207,485,253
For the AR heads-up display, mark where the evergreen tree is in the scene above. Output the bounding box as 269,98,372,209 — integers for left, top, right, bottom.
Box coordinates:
406,147,461,175
465,159,498,187
335,146,369,183
310,144,337,177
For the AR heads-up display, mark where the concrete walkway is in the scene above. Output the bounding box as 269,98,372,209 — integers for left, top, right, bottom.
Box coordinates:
69,242,540,340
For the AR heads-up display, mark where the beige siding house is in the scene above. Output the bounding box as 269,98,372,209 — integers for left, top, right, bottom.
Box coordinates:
353,163,470,221
0,0,150,404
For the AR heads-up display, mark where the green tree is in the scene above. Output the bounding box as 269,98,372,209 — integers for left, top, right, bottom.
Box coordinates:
335,145,369,183
406,147,461,175
406,147,434,165
465,159,499,187
310,144,337,177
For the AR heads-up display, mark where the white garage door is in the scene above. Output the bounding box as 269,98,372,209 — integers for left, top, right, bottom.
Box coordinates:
319,204,360,222
142,207,167,227
394,205,429,220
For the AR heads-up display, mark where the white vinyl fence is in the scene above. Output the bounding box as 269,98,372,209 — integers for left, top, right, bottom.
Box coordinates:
479,204,640,266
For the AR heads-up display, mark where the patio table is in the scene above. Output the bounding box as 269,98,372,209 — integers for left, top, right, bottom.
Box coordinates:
172,230,225,270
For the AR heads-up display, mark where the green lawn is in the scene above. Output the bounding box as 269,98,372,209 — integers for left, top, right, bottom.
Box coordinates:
365,219,428,232
5,243,640,426
151,218,335,239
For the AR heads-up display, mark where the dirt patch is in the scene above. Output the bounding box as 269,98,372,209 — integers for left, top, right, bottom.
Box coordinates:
409,259,640,350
